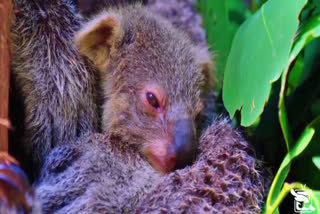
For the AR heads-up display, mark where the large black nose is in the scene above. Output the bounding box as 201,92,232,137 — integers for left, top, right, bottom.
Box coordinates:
169,119,197,169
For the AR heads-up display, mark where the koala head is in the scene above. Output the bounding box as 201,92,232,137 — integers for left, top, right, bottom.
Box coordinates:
75,5,213,174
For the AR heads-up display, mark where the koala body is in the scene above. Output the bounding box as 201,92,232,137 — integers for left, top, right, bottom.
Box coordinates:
36,134,161,214
34,120,264,214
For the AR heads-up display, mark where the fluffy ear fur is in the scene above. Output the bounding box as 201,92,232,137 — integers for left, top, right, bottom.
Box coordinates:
193,46,215,95
75,12,122,69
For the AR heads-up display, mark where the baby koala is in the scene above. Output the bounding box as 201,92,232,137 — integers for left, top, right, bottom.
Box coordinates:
75,5,213,173
6,3,265,213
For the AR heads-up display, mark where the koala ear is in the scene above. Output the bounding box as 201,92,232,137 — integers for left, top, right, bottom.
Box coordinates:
194,46,215,94
201,57,215,94
75,12,122,69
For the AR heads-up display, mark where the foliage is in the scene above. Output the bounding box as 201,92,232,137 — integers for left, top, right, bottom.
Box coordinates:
198,0,320,213
197,1,235,91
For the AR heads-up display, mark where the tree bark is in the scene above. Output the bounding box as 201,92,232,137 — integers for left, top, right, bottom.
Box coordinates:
0,0,12,151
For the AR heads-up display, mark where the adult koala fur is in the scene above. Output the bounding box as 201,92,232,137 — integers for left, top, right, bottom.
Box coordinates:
8,0,266,213
35,120,264,214
11,0,99,173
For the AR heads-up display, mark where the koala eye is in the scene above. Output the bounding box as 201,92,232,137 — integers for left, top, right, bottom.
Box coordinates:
146,92,160,109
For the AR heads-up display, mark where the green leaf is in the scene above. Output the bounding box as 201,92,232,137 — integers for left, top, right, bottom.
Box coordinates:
198,0,236,91
227,0,251,25
290,14,320,61
302,38,320,84
311,190,320,213
278,102,293,150
266,182,320,214
222,0,308,126
313,156,320,170
287,55,304,95
258,0,269,7
279,15,320,109
290,120,320,189
266,117,320,213
227,0,246,13
301,0,320,22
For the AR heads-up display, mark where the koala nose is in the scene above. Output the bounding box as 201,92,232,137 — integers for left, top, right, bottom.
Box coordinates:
170,119,197,169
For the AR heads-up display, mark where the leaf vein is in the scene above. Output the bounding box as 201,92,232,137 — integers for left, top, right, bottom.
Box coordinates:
261,5,277,56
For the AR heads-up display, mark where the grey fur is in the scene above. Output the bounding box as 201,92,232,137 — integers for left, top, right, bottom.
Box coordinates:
89,6,207,148
147,0,207,46
35,133,162,214
11,0,98,170
79,0,207,46
34,120,265,214
135,120,265,214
